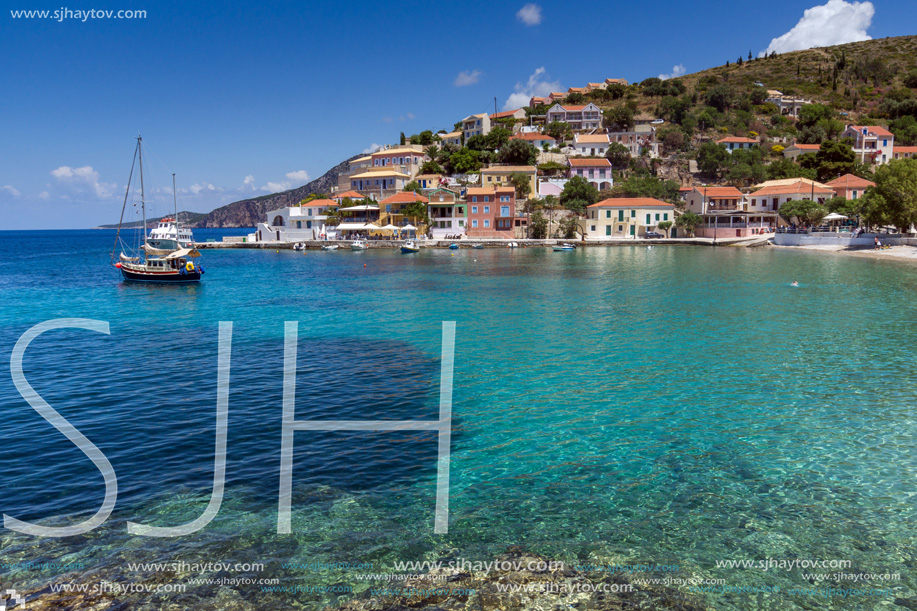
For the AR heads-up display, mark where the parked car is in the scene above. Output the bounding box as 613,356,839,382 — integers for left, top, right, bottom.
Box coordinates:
644,231,664,239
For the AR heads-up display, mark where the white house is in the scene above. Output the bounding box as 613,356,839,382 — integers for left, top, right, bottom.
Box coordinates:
545,103,602,130
573,134,610,157
462,113,491,140
841,125,895,165
250,199,339,242
717,136,759,153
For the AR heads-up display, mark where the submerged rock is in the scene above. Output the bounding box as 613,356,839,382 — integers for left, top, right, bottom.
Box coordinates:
327,547,707,611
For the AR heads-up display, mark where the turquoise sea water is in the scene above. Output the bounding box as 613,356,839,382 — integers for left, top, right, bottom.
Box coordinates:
1,230,916,610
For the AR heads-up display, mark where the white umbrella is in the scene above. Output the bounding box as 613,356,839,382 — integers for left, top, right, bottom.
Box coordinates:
380,224,399,231
401,224,418,231
823,212,847,221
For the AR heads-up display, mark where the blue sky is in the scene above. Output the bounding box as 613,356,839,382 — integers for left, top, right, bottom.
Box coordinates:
1,0,915,229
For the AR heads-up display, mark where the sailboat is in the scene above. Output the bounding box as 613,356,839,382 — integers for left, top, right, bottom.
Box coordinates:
111,136,204,284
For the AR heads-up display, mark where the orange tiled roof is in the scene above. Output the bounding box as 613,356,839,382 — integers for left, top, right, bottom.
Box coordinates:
576,134,611,143
894,146,917,154
824,174,876,189
569,158,612,167
789,144,821,150
717,137,759,144
490,109,524,119
333,190,364,200
381,192,429,204
588,198,674,208
510,132,555,141
692,187,744,198
749,180,834,197
302,198,338,208
849,125,894,138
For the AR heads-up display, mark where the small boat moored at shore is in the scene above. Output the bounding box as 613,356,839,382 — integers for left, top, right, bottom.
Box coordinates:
448,243,459,250
322,244,340,251
553,243,576,252
293,242,305,251
351,240,368,251
401,240,420,254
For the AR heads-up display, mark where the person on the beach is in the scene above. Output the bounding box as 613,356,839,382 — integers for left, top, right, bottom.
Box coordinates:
875,237,881,250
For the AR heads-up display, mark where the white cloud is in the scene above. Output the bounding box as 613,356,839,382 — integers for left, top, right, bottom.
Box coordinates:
38,191,50,200
454,69,482,87
761,0,874,56
285,170,310,183
188,182,217,195
658,64,686,80
516,3,542,25
50,165,117,198
362,143,383,154
503,66,560,110
407,112,415,120
242,175,256,190
2,185,21,197
263,181,291,193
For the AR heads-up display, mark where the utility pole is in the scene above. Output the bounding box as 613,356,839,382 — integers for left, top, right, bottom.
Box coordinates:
494,97,498,117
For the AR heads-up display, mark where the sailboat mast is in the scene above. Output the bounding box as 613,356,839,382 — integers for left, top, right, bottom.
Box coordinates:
138,136,147,244
172,173,178,220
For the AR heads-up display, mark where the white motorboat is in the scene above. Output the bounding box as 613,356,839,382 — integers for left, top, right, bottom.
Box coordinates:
351,240,368,251
321,244,340,251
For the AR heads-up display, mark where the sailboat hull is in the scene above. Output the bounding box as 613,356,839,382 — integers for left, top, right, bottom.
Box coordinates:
120,267,201,284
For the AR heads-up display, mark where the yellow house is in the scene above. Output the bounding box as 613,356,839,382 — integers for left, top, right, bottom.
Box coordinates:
480,165,537,197
585,198,675,239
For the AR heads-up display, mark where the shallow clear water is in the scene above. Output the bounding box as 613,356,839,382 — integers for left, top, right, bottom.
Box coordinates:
1,230,916,610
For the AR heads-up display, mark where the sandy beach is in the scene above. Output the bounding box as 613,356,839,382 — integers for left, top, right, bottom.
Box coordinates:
771,243,917,262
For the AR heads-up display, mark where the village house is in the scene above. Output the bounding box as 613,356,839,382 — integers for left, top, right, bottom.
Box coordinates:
480,165,538,197
331,190,365,204
413,174,442,189
529,96,551,107
252,199,340,242
717,136,759,152
782,143,820,161
567,87,588,95
545,103,602,130
548,92,566,103
604,78,628,86
462,113,491,140
607,125,658,157
584,198,675,239
584,82,606,93
439,131,463,147
765,91,812,117
370,145,427,178
425,187,466,238
745,179,835,212
379,191,429,229
841,125,895,165
893,146,917,160
568,158,613,191
349,166,412,193
573,134,610,157
465,186,517,238
490,108,526,122
824,174,875,200
509,132,556,149
685,186,745,215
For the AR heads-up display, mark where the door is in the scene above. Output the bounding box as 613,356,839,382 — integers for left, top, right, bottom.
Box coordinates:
629,225,635,237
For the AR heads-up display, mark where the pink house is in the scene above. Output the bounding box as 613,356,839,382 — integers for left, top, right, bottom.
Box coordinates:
465,187,517,238
568,158,613,190
824,174,875,200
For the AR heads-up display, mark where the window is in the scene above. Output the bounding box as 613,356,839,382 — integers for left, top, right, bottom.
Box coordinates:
483,206,490,214
883,139,888,147
472,219,478,228
472,196,478,203
618,225,623,232
618,210,624,221
296,221,302,228
630,210,635,218
591,225,596,231
852,191,858,200
588,170,594,178
606,210,611,218
471,206,478,214
500,206,510,216
501,195,510,202
646,214,651,224
663,213,668,221
386,204,392,212
655,213,660,221
484,219,490,227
